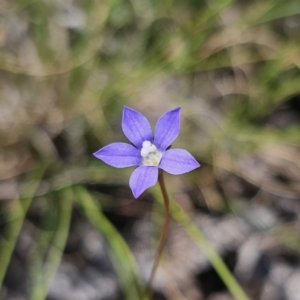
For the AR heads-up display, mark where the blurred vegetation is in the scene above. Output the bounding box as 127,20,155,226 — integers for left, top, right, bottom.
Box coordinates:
1,0,300,299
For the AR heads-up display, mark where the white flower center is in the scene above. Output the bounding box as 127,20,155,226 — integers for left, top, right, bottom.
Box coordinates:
140,140,162,166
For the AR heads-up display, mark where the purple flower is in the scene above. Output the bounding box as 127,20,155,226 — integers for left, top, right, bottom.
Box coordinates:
93,106,200,198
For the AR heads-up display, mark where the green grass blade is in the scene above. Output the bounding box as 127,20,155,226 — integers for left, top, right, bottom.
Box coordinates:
30,187,73,300
151,185,250,300
0,169,45,289
74,186,146,300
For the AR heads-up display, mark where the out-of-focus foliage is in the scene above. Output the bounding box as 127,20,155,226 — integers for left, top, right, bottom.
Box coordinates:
1,0,300,299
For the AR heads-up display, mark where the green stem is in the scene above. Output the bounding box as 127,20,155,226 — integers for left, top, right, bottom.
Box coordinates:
0,169,45,289
75,186,145,300
147,171,171,299
30,187,72,300
151,186,250,300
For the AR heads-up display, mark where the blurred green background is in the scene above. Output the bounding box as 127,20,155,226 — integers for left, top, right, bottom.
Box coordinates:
1,0,300,299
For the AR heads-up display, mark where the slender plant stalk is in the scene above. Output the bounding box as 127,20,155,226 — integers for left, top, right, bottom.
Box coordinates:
147,171,171,299
151,186,250,300
30,187,72,300
0,169,45,289
75,187,144,300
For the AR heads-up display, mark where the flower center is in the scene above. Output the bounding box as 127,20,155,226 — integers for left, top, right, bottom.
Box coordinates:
140,141,162,166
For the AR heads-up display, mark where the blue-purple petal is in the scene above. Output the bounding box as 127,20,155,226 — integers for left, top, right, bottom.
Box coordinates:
93,143,141,168
159,149,200,175
154,107,181,151
122,106,153,149
129,166,158,198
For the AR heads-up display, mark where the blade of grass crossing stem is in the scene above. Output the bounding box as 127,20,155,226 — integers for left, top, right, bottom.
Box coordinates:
0,169,45,289
74,186,145,300
30,187,72,300
151,186,250,300
29,224,56,300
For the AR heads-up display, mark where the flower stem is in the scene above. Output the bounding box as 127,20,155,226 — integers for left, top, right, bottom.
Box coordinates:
150,187,250,300
147,171,170,299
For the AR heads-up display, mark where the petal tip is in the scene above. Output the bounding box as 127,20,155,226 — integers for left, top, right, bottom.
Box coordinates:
93,148,102,158
123,105,135,114
166,107,181,115
122,106,133,119
193,161,201,170
130,179,142,199
132,189,141,199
